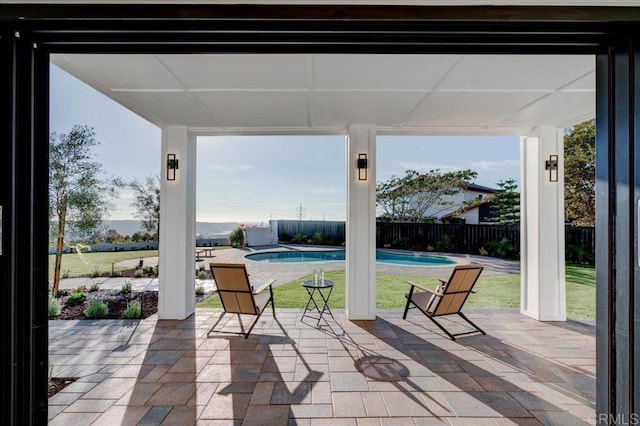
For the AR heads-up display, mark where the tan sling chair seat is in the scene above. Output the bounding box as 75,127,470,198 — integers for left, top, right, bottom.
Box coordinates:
209,263,276,339
403,264,485,341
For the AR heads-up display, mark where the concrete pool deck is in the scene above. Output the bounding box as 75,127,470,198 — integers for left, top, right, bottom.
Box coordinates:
57,246,519,293
217,245,519,287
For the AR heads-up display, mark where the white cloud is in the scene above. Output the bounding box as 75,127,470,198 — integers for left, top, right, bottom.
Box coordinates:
206,163,254,172
395,161,461,173
312,187,339,195
118,189,136,200
471,159,520,170
394,159,520,173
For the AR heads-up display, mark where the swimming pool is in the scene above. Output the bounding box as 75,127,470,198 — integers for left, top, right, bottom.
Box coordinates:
245,249,455,267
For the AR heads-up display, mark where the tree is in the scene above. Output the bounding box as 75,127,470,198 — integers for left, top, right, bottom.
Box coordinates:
489,178,520,225
49,125,118,294
104,229,124,243
376,175,412,220
564,119,595,226
129,175,160,240
376,169,477,222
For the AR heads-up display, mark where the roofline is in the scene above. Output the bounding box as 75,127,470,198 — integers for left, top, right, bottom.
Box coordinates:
2,4,640,23
466,184,497,193
441,197,494,218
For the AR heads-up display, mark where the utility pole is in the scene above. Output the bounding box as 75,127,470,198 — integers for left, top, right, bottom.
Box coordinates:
296,203,305,236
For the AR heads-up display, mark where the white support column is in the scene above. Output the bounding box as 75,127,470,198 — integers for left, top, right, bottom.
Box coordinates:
159,126,196,320
346,126,376,320
520,126,566,321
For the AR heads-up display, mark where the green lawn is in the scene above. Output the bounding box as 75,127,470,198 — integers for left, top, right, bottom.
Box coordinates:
197,264,596,320
565,264,597,320
48,246,233,280
48,250,159,280
49,249,596,319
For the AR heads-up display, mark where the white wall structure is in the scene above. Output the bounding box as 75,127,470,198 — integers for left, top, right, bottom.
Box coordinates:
245,226,278,246
346,126,377,320
520,126,566,321
419,186,496,223
159,126,197,319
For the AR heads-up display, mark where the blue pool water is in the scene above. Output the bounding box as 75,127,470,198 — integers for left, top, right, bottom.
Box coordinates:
245,249,455,267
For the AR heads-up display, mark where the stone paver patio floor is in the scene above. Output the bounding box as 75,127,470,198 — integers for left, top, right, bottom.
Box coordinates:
49,308,595,425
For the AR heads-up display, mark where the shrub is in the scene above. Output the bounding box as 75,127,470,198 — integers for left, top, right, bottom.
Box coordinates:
55,289,69,298
195,285,206,296
488,237,516,258
74,285,86,294
61,269,70,279
111,270,122,277
91,268,100,278
134,268,143,278
567,243,593,264
142,265,154,274
229,227,245,247
88,282,100,292
48,295,62,317
121,282,132,294
197,271,207,280
435,234,456,252
391,237,410,249
65,292,86,306
292,233,305,244
312,232,325,245
84,300,109,318
124,301,142,319
478,246,489,256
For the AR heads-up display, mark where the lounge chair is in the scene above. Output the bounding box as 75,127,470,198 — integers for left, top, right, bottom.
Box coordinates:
209,263,276,338
402,264,485,340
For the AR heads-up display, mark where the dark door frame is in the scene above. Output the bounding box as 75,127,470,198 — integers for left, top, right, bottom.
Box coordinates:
1,5,638,425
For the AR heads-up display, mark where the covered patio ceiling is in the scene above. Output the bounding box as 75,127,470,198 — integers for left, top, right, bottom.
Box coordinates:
52,53,594,135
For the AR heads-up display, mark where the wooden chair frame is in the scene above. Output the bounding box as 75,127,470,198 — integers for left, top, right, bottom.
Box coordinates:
209,263,276,339
403,264,486,341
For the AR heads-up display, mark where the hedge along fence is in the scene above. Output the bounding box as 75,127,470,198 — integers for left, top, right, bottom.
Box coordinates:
275,219,595,264
376,222,520,257
565,225,596,264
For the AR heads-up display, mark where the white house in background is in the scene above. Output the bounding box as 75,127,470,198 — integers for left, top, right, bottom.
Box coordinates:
420,184,497,224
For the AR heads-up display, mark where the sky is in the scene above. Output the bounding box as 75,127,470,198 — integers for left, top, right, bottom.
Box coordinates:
50,64,520,224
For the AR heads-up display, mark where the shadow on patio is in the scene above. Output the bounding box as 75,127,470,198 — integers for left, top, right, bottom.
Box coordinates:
48,308,595,424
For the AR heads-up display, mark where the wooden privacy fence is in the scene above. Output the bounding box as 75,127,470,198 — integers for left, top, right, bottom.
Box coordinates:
274,220,595,263
377,222,521,256
275,220,346,244
565,225,596,263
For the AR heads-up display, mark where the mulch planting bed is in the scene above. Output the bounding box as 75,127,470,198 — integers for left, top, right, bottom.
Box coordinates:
53,290,158,320
52,290,213,320
48,377,77,398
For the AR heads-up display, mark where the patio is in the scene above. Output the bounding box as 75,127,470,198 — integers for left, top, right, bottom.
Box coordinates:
48,307,594,425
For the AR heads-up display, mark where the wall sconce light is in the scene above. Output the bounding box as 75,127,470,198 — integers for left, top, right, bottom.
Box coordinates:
167,154,179,181
545,154,558,182
356,153,368,181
